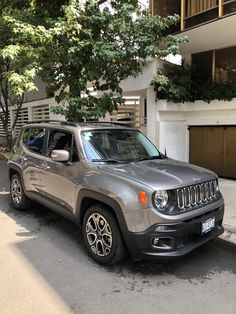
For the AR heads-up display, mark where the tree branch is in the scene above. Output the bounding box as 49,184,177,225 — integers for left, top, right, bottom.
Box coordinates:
0,109,8,143
0,98,6,115
0,74,6,101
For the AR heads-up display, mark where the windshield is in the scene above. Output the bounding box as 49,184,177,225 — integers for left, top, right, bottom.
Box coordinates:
81,129,163,163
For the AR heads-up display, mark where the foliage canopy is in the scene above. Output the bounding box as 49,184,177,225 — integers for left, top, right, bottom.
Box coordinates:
0,0,185,148
38,0,185,121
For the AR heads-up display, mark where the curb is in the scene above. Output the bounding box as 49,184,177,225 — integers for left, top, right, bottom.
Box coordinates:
219,228,236,246
224,224,236,234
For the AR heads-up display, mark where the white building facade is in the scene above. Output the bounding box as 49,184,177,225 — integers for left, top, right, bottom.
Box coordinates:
1,0,236,178
145,0,236,178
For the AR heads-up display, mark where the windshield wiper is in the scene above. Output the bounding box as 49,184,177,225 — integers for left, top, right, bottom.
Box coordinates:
132,155,162,162
91,159,124,164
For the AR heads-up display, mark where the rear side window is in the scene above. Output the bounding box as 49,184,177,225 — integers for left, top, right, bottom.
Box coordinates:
24,127,46,154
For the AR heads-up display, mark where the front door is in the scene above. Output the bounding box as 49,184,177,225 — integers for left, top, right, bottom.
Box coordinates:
40,129,79,213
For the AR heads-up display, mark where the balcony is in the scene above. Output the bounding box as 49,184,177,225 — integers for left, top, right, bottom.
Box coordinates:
151,0,236,31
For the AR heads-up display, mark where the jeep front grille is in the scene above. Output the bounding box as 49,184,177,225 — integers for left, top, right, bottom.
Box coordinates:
177,180,217,210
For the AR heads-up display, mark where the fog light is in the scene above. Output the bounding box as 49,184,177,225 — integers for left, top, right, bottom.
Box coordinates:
152,238,159,246
152,237,173,249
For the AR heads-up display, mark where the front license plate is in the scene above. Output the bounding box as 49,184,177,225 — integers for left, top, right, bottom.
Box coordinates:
202,217,215,234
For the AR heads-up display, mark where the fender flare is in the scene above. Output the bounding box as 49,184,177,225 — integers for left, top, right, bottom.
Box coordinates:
8,162,26,191
76,188,129,235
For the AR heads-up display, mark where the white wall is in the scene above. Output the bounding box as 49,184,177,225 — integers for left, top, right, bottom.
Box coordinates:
147,98,236,163
159,121,187,161
24,76,47,103
120,58,165,93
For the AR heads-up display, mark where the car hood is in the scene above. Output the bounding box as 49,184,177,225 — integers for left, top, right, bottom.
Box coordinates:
97,158,217,190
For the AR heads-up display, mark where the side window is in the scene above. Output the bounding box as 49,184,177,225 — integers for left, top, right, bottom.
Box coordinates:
27,128,46,154
22,128,30,146
47,129,79,162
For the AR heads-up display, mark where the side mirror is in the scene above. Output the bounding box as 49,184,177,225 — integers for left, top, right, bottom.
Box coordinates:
51,150,70,162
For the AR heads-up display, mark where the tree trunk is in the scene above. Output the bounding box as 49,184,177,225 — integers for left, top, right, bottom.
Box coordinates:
68,83,84,122
5,127,12,150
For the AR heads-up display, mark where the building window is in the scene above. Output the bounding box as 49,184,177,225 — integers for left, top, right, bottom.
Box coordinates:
215,46,236,82
152,0,180,17
186,0,218,17
185,0,218,29
192,51,213,81
151,0,181,33
192,46,236,83
151,1,236,31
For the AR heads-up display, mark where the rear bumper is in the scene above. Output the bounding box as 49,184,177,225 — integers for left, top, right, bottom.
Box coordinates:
125,205,224,261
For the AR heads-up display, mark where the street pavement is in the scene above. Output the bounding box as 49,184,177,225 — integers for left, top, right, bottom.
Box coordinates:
0,160,236,314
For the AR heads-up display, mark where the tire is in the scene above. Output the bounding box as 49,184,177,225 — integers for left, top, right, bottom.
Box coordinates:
82,204,126,265
10,174,31,210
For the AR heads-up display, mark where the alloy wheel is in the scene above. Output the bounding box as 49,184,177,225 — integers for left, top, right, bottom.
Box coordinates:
85,213,113,257
11,178,22,205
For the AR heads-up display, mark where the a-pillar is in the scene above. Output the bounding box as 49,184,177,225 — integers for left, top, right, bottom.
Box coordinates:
146,87,160,148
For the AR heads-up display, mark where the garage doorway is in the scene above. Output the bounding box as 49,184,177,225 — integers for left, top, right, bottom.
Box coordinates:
189,126,236,179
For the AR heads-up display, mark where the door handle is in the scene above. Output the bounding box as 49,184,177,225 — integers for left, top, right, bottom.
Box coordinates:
42,162,51,171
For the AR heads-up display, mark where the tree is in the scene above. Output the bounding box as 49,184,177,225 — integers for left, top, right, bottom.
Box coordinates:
39,0,185,121
0,0,185,145
0,1,35,147
0,0,68,148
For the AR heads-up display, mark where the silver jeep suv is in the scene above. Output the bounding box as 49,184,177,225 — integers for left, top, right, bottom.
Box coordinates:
8,121,224,265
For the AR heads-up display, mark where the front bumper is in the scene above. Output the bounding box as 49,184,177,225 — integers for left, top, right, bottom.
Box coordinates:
125,205,224,261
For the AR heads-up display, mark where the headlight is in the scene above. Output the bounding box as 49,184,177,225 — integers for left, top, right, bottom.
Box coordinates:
154,190,169,211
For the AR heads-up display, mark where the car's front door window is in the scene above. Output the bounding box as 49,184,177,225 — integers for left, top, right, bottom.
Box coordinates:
47,129,72,157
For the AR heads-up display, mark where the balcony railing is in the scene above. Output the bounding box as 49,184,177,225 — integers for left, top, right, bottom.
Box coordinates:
182,0,236,30
151,0,236,31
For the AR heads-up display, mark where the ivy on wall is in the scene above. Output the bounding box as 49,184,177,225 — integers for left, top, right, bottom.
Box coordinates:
151,61,236,103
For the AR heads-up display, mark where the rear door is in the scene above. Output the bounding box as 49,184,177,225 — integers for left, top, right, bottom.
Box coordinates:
21,127,46,193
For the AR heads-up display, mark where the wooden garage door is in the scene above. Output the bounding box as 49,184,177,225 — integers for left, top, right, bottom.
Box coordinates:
189,126,236,178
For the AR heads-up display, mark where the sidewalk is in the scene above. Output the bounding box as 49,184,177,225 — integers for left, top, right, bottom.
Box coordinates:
219,178,236,244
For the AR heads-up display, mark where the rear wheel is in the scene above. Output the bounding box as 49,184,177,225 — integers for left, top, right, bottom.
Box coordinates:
82,204,126,265
10,174,31,210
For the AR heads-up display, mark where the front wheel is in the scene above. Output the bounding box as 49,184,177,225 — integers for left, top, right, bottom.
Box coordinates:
82,205,126,265
10,174,31,210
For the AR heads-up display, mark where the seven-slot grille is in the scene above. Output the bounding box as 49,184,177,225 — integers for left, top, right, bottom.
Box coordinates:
177,180,217,210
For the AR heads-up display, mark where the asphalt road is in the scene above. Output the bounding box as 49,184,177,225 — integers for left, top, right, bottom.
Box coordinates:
0,160,236,314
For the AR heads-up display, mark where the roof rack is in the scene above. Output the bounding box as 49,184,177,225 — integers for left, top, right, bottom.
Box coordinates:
26,120,79,127
26,120,132,128
84,121,132,127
